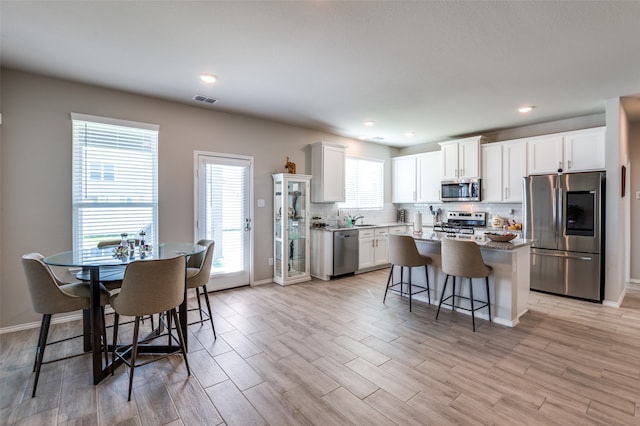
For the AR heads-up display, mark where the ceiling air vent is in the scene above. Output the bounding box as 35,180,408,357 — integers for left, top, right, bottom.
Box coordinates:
193,95,218,105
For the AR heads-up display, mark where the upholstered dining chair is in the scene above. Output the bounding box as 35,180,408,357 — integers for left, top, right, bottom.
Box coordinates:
110,255,191,401
186,239,216,338
383,235,432,312
22,253,111,397
436,238,492,332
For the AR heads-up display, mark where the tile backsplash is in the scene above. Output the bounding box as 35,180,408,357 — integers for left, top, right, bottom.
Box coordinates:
310,203,397,226
310,201,522,227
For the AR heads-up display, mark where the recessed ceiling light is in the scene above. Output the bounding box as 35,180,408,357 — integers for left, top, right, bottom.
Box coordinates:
363,120,375,127
358,135,367,140
404,132,415,137
200,74,217,83
518,106,534,113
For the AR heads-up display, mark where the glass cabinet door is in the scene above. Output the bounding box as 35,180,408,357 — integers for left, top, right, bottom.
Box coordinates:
287,179,306,277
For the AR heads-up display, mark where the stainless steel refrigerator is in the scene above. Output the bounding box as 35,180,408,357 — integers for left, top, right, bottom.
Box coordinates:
523,172,605,302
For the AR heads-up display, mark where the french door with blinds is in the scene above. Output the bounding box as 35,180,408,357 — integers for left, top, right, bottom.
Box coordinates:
195,152,253,290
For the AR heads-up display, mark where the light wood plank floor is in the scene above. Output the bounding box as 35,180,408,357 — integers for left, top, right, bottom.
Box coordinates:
2,270,639,425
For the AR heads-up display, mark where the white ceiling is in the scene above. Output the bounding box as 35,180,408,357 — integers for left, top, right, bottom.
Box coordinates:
2,1,639,147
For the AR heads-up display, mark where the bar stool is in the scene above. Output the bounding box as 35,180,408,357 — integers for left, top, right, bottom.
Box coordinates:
436,238,492,331
383,235,431,312
22,253,111,397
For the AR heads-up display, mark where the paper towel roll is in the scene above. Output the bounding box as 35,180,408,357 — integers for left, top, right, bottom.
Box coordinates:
413,211,422,234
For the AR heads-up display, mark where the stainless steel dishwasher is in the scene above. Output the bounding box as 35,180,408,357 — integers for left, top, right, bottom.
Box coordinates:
333,229,359,276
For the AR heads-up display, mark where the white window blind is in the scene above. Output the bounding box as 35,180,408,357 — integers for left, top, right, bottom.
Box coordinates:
343,157,384,209
71,113,159,250
197,155,251,275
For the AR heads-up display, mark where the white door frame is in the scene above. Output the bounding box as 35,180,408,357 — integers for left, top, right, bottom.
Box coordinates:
194,150,254,288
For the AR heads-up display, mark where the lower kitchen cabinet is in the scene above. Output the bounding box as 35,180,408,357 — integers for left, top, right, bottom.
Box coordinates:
358,227,389,271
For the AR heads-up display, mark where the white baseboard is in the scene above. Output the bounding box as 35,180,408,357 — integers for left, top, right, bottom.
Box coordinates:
252,278,274,286
0,312,84,335
603,287,627,308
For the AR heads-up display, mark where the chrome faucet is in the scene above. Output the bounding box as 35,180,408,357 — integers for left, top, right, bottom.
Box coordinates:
351,215,365,225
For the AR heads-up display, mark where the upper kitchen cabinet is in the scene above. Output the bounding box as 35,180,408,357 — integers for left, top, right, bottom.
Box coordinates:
527,127,605,175
481,139,526,202
310,142,345,202
392,155,418,203
563,127,606,172
416,151,442,202
392,151,441,203
439,136,486,179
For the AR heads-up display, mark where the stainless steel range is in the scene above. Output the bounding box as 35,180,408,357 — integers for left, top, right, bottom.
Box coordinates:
434,211,486,234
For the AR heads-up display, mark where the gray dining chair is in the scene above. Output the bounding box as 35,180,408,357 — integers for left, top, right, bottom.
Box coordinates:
22,253,111,397
383,235,432,312
186,239,216,338
110,255,191,401
436,238,492,331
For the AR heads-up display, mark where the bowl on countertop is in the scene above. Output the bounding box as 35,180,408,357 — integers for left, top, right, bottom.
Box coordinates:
484,232,517,242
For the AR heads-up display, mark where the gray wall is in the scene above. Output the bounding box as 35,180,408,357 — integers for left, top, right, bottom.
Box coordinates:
629,122,640,282
0,69,396,329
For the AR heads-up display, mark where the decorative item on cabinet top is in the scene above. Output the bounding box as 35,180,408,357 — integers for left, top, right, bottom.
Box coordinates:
285,156,296,174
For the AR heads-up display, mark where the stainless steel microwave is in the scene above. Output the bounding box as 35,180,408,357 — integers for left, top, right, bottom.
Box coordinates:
441,178,481,202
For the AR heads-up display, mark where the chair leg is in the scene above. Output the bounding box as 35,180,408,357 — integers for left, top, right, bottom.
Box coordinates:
166,310,173,348
112,313,120,376
469,278,476,332
452,276,456,312
425,265,431,305
486,276,492,322
195,288,203,322
202,285,216,339
33,315,47,372
436,275,449,320
383,265,394,303
408,267,412,312
171,308,191,376
32,314,51,397
101,307,109,368
127,316,141,402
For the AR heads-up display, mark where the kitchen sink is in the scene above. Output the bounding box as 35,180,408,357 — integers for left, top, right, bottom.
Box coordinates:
354,224,377,227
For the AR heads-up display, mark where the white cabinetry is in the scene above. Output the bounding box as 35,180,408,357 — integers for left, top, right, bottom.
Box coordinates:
388,225,408,235
273,173,311,285
392,156,417,203
527,127,605,175
311,142,345,202
481,140,526,202
563,127,606,172
392,151,441,203
417,151,442,202
358,227,389,271
439,136,485,179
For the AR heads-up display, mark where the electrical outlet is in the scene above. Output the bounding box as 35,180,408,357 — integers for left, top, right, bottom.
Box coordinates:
268,257,273,266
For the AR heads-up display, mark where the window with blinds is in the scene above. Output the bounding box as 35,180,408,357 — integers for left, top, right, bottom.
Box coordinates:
343,157,384,209
71,113,159,250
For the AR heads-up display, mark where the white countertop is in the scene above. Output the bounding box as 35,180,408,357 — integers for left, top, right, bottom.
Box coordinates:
320,222,410,231
412,232,533,250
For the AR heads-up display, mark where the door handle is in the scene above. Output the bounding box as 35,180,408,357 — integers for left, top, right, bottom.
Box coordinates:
245,218,251,231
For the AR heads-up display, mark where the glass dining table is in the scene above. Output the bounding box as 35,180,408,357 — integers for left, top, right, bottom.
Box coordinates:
44,242,206,385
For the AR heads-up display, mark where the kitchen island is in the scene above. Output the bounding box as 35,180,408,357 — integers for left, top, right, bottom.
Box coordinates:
394,232,533,327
